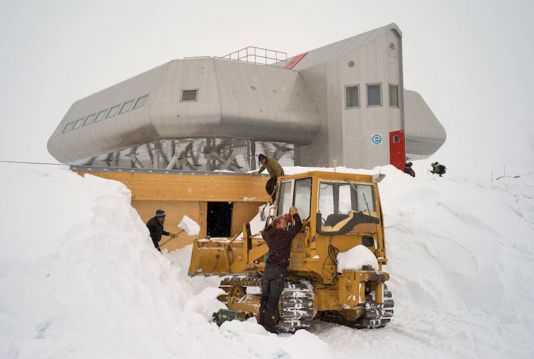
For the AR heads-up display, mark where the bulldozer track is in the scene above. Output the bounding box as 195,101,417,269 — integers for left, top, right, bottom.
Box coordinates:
319,285,394,329
218,275,315,333
277,281,315,333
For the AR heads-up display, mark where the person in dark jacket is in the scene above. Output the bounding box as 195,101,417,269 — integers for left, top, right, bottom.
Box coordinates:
256,154,284,203
259,206,302,333
146,209,175,251
430,162,447,177
404,162,415,177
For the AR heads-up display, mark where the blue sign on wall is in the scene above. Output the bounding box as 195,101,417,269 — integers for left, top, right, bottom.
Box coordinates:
371,134,382,145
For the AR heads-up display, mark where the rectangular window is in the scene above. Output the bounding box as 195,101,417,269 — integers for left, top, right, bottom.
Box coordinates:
73,117,85,130
62,121,75,133
294,178,312,220
367,84,382,106
345,85,359,108
83,113,96,126
119,99,135,114
318,182,334,217
181,89,198,102
389,84,399,107
319,181,376,217
278,181,293,216
338,184,352,213
94,109,108,123
107,105,121,119
356,184,375,212
133,94,148,110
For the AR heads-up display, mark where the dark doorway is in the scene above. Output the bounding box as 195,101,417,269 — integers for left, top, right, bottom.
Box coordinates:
207,202,233,237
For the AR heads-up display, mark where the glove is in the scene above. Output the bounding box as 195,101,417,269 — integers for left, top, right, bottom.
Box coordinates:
170,233,177,239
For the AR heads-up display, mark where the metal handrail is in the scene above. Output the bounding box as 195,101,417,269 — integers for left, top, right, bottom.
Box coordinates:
221,46,288,65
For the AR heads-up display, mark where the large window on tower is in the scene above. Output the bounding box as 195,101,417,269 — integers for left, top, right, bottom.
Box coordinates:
389,84,399,107
345,85,360,108
367,84,382,106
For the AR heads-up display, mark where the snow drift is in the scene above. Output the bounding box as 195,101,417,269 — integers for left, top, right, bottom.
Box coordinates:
0,161,533,358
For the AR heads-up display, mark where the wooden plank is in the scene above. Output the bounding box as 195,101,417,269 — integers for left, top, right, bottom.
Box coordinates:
75,169,270,250
77,171,270,202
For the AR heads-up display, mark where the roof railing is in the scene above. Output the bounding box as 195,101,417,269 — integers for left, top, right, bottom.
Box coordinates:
221,46,288,65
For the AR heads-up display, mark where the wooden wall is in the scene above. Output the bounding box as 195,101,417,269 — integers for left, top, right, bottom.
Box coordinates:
76,170,270,250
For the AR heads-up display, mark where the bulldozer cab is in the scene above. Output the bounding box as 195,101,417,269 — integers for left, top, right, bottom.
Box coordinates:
278,172,379,226
189,171,387,277
273,171,386,278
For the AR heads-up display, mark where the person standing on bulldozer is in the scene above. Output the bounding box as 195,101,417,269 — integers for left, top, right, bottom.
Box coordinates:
256,154,284,203
146,209,175,252
259,206,302,333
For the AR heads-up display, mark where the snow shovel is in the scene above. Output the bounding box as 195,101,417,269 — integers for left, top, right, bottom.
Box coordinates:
158,228,185,247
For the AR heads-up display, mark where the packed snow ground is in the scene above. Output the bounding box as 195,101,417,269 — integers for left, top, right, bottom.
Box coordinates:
0,161,533,358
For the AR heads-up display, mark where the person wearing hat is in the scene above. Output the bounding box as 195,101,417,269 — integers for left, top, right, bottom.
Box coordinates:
146,209,175,251
256,154,284,203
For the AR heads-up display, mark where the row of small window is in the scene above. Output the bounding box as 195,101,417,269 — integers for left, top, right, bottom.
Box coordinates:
62,94,149,134
345,83,399,108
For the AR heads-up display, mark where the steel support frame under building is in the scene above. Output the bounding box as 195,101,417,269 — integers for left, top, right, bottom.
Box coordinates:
79,138,294,172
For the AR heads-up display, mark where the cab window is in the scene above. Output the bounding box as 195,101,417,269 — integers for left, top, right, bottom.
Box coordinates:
294,178,312,220
278,178,312,220
319,181,376,221
278,180,293,216
356,184,375,212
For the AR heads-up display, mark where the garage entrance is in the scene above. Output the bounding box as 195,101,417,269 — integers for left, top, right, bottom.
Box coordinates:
207,202,233,237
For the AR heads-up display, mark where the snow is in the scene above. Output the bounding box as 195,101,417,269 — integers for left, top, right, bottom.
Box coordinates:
1,162,533,358
337,245,379,272
178,215,200,235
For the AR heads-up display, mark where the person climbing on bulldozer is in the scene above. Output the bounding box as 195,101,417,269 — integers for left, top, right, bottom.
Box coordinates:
259,206,302,333
255,154,284,203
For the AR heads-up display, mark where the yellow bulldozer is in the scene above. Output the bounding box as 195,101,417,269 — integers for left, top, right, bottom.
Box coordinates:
188,171,394,332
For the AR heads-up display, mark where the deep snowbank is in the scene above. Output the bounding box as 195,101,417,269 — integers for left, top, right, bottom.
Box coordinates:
0,162,533,358
314,163,534,358
0,163,329,359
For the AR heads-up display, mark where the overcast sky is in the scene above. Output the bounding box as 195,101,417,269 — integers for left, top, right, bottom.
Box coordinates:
1,0,532,179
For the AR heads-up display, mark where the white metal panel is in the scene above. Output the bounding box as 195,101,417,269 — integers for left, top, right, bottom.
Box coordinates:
48,58,320,163
404,90,446,158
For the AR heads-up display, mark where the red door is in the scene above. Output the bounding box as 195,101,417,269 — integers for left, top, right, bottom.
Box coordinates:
389,130,405,171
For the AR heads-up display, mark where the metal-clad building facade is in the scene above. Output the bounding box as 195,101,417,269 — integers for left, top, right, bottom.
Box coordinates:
47,23,445,171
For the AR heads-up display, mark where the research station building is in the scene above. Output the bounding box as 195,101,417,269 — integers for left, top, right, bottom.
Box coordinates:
48,23,446,172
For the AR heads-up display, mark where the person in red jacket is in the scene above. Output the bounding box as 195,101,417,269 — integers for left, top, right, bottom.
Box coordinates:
259,206,302,333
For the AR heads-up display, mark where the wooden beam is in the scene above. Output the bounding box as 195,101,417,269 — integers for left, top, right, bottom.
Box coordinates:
76,171,271,203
